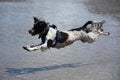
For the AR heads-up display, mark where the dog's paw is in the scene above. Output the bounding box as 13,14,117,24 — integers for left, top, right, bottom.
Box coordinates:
41,47,48,52
23,46,31,52
108,32,110,35
23,46,39,52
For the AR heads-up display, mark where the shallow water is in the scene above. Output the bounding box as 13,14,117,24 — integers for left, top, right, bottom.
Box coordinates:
0,0,120,80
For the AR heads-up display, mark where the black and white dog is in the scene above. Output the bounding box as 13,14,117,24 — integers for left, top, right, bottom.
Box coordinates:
23,17,110,52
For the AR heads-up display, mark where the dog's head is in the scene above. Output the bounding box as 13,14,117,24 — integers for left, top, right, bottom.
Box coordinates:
29,17,48,36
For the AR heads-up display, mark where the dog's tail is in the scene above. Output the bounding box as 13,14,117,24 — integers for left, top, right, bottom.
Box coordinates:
81,21,93,30
69,21,93,31
79,21,93,33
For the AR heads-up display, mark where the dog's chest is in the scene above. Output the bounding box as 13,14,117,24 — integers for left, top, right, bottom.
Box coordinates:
46,28,57,40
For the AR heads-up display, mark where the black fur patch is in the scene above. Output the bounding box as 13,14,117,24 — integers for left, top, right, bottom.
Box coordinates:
47,31,69,47
57,31,68,43
69,21,92,32
29,17,48,36
47,39,53,47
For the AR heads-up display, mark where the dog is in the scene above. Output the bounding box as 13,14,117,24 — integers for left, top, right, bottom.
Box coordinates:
23,17,110,52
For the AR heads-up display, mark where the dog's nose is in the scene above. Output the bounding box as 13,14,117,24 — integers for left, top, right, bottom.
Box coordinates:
28,29,34,34
28,30,31,33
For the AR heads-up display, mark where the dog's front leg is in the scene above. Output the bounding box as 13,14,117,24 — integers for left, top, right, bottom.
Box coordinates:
23,46,38,51
23,43,48,52
40,43,48,51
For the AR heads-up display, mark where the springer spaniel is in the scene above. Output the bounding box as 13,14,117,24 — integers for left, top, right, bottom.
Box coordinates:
23,17,110,52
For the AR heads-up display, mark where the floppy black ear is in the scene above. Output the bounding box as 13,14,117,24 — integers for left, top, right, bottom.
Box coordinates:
33,16,39,23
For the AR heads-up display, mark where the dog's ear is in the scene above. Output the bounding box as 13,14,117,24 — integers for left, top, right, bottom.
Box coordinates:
33,16,39,23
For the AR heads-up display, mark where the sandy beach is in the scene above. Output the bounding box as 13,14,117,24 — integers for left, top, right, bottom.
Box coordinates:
0,0,120,80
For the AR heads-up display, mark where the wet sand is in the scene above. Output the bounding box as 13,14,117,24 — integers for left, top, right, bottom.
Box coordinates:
0,0,120,80
85,0,120,21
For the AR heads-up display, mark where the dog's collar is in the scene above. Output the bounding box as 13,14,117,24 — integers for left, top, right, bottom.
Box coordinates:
38,24,60,47
46,24,60,47
51,30,60,47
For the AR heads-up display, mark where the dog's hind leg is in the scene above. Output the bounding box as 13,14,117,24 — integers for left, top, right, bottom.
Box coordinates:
92,20,105,28
99,31,110,35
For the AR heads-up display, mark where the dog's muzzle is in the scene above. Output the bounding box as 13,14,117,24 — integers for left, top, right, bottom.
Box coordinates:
28,29,35,36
